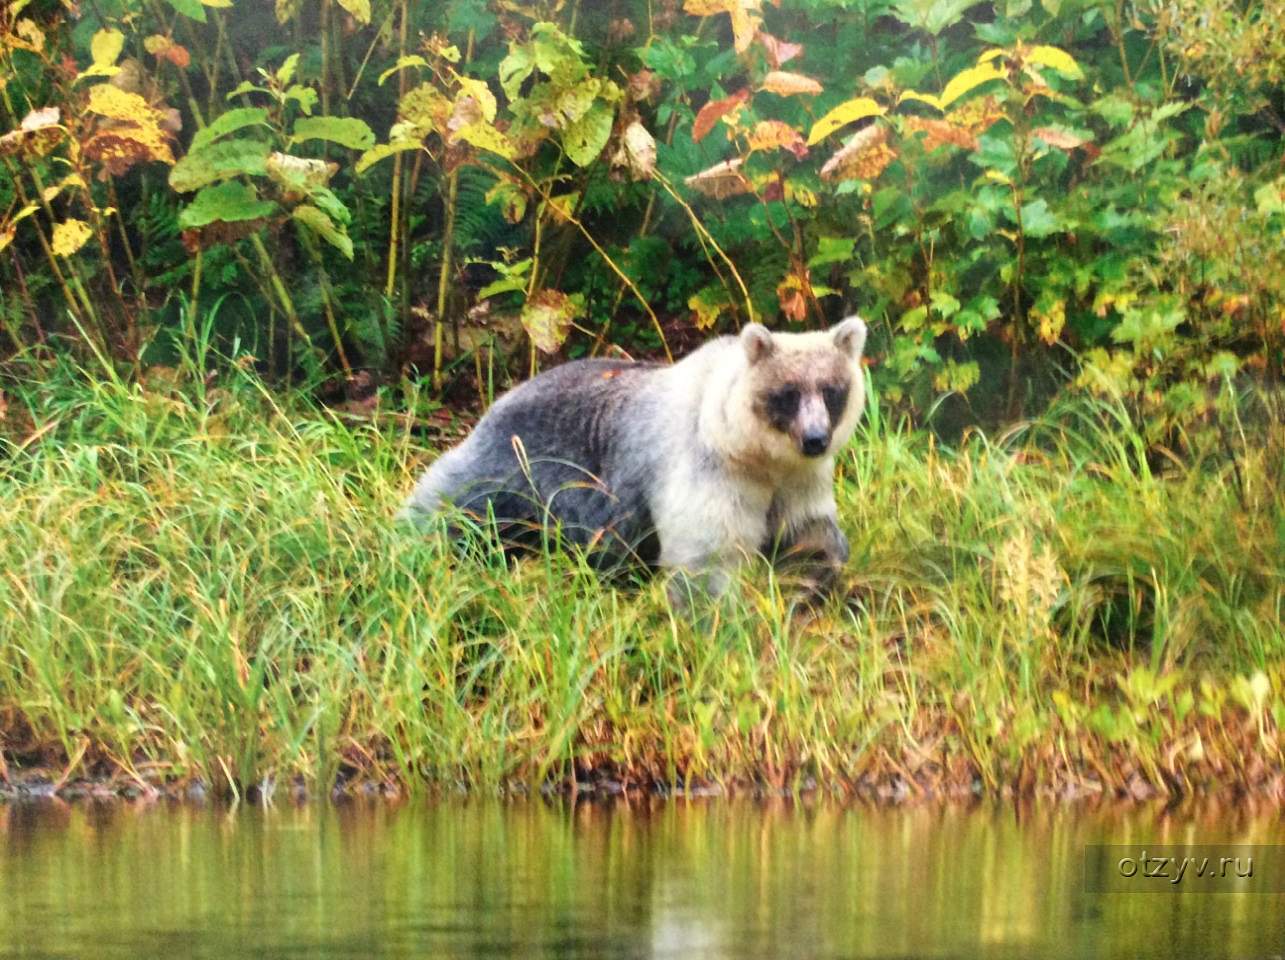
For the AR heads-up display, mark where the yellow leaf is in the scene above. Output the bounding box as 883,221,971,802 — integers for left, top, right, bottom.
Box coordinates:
52,219,93,257
683,0,736,13
454,77,497,123
978,48,1006,63
451,120,514,159
759,71,823,97
938,62,1007,110
1026,45,1083,79
335,0,371,24
201,0,234,6
86,84,160,124
899,90,943,110
806,96,885,145
80,28,124,80
729,7,762,52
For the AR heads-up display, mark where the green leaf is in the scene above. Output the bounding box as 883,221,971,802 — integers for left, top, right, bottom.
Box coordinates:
561,101,613,167
169,138,271,192
166,0,208,22
891,0,988,35
808,236,856,269
292,204,353,259
499,43,535,101
378,55,428,86
226,81,270,100
1019,198,1060,238
283,85,319,116
178,181,277,228
190,107,270,154
289,116,375,150
276,53,300,87
930,290,960,318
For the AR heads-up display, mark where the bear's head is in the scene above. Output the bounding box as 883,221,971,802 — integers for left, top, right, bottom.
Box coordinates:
736,316,868,465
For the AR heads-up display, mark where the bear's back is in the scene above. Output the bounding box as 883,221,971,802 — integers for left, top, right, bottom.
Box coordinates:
448,357,671,567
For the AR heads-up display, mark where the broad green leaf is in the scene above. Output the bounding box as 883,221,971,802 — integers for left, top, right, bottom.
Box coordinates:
477,275,528,300
930,290,960,318
499,44,535,101
1026,45,1083,79
189,107,270,154
51,219,93,256
169,138,271,192
938,62,1006,109
292,204,353,259
335,0,370,24
289,116,376,151
166,0,208,22
1018,198,1060,238
561,101,613,167
283,85,319,116
891,0,987,35
807,97,885,145
378,55,428,86
355,140,422,174
808,236,855,268
178,181,277,228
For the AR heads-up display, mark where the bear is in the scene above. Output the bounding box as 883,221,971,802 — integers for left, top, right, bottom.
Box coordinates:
400,315,868,602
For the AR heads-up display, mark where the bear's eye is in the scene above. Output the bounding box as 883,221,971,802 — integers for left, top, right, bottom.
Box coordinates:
821,383,849,419
766,386,800,419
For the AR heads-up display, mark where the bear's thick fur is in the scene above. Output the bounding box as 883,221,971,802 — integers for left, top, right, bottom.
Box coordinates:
402,316,868,599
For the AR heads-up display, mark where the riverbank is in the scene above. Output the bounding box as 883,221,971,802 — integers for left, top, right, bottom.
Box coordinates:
1,360,1282,803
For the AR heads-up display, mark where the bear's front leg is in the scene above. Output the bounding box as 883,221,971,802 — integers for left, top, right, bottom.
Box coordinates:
769,514,850,605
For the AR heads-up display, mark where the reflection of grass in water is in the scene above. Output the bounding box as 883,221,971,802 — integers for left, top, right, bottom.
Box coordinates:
1,800,1284,959
0,356,1281,800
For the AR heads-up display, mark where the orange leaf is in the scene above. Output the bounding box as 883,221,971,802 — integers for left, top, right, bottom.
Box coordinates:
164,44,191,69
759,70,822,97
747,120,807,158
692,89,749,143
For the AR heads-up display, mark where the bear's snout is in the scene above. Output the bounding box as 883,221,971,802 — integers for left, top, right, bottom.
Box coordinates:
800,430,830,457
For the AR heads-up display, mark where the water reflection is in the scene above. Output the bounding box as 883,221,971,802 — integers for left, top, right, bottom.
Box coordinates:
0,799,1282,959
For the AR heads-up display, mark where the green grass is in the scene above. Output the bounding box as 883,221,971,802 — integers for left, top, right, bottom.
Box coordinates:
0,353,1282,801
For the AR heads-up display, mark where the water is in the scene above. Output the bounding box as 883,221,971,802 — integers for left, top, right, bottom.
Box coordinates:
1,799,1283,959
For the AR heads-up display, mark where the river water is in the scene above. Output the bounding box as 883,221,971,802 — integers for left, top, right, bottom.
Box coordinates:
1,799,1282,959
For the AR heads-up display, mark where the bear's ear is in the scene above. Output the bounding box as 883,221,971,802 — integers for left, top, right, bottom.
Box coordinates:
740,323,776,364
831,315,868,359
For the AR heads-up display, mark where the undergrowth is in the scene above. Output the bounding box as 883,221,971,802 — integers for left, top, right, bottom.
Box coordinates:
0,352,1281,801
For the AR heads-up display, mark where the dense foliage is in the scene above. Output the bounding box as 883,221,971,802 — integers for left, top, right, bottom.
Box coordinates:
2,0,1283,425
